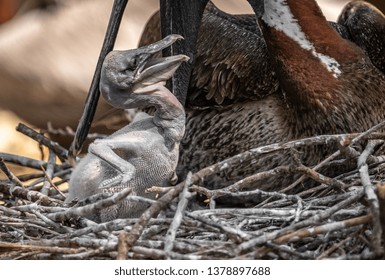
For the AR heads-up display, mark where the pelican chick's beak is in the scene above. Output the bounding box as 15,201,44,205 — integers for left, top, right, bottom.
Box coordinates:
100,35,189,107
131,34,190,85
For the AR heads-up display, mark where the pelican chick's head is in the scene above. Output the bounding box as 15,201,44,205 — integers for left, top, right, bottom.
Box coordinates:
100,34,189,108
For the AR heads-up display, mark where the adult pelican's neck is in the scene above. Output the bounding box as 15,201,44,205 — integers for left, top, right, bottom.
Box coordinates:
262,0,361,73
258,0,364,111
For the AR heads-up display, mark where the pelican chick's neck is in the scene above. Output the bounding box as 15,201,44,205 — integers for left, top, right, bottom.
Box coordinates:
134,82,186,148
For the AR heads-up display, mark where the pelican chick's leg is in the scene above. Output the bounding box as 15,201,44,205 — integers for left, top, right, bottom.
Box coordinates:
88,138,137,187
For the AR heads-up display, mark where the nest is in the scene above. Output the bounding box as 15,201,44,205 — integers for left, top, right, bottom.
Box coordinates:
1,122,385,260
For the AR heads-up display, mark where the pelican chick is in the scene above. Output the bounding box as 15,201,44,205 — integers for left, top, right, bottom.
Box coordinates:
65,35,189,222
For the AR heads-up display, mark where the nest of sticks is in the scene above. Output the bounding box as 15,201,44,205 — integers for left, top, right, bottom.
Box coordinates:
1,122,385,260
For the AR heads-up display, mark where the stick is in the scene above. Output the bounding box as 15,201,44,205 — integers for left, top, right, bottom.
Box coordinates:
358,140,384,256
16,123,68,162
164,172,192,256
0,158,24,187
274,215,372,244
40,150,56,195
47,187,132,221
0,181,62,206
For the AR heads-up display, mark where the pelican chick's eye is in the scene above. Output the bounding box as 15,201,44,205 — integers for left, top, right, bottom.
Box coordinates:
125,57,138,71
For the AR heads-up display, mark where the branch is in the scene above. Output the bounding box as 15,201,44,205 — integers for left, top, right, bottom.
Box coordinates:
358,140,384,256
164,172,192,256
16,123,69,162
47,187,132,221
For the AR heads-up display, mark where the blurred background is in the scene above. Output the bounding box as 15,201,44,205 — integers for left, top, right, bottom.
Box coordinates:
0,0,384,169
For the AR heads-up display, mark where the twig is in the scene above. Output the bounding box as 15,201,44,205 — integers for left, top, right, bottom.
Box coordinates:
63,218,135,239
377,183,385,246
0,152,65,171
181,134,370,197
0,242,86,255
125,183,186,251
191,165,294,200
280,124,385,193
16,123,69,162
0,205,22,217
146,186,174,194
0,181,62,206
236,190,364,253
117,231,129,260
295,164,346,190
11,203,66,213
316,236,353,259
358,140,384,256
131,246,203,260
47,187,132,221
41,166,66,199
274,215,372,244
40,150,57,195
0,158,24,187
44,122,107,141
31,210,70,234
265,242,313,259
164,172,192,256
191,184,303,217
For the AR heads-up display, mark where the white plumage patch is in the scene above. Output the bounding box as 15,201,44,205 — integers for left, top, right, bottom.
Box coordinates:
262,0,341,78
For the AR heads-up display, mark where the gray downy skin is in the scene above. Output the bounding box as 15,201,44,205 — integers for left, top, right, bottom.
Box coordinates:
66,35,189,222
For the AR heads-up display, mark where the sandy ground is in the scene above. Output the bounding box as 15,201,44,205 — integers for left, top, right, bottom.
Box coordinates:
0,110,44,179
0,110,38,157
0,0,354,178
